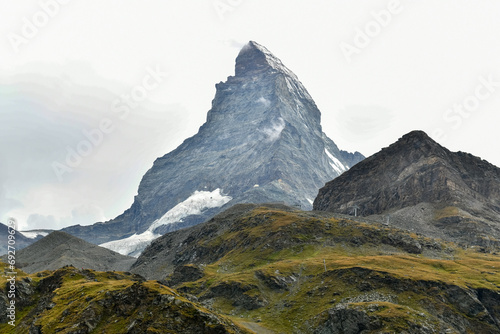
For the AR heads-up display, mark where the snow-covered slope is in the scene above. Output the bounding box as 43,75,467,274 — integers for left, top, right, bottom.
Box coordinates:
20,230,50,239
99,231,158,258
100,189,232,256
149,189,232,231
325,149,348,175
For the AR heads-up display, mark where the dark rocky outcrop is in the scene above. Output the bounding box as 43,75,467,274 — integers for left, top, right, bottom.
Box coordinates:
166,264,204,286
205,281,268,310
313,306,383,334
314,130,500,248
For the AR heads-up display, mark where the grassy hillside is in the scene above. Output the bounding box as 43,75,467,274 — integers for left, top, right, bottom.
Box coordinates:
143,205,500,333
1,205,500,333
0,263,251,334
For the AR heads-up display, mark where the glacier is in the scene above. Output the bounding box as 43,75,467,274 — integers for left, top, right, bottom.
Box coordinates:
100,189,232,257
20,231,50,239
325,149,348,174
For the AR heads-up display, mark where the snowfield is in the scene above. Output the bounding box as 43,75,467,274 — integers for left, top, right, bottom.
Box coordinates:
20,231,50,239
148,188,232,231
100,189,232,257
325,149,348,174
100,231,159,258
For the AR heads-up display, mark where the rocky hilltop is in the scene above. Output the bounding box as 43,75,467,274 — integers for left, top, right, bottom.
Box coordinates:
314,130,500,248
2,231,135,273
62,41,363,255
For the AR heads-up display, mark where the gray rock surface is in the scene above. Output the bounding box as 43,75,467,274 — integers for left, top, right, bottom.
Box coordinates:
1,231,135,273
62,41,363,248
314,130,500,248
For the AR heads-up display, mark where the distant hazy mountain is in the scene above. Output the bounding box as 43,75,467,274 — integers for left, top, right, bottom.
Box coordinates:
63,41,363,256
314,130,500,248
3,231,135,273
0,223,42,255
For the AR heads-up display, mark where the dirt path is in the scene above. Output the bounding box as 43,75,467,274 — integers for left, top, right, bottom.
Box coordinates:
238,321,276,334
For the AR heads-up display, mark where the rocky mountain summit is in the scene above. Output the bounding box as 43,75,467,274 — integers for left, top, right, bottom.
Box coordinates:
314,130,500,248
62,41,363,255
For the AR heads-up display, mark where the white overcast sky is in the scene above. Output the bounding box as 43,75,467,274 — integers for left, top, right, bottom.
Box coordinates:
1,0,500,231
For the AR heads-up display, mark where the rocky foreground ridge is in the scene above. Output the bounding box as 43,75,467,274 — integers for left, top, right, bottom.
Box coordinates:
0,266,250,333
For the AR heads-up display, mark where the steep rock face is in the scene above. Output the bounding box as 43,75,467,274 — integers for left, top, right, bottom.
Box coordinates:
63,41,363,252
314,130,500,247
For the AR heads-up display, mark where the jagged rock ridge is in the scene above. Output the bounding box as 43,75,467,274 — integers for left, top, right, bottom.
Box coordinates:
314,130,500,248
62,41,363,254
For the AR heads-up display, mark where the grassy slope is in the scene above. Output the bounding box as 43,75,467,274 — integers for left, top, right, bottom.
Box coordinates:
0,264,251,334
172,207,500,333
1,207,499,333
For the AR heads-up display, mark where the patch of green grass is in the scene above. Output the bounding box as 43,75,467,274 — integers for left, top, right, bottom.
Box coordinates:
171,207,500,333
4,207,500,333
434,206,460,220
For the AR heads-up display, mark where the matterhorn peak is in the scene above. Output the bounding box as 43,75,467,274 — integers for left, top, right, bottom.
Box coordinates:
235,41,298,80
63,41,364,256
212,41,319,126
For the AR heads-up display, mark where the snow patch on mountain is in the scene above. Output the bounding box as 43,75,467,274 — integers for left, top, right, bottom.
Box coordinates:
325,149,348,174
100,189,232,257
148,188,232,231
261,117,285,142
20,231,50,239
257,96,271,107
100,231,159,258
